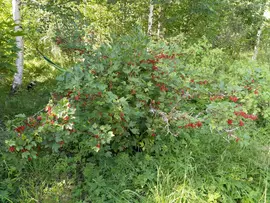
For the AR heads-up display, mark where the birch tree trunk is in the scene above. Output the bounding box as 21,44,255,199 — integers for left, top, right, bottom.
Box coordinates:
252,2,269,61
157,5,161,38
11,0,24,93
147,1,154,36
252,24,264,60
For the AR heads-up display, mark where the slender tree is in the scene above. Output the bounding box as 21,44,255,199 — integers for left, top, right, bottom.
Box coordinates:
252,2,269,60
11,0,24,93
147,0,154,36
157,5,161,38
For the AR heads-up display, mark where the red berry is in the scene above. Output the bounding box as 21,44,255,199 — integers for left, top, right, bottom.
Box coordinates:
239,120,244,127
227,119,233,125
46,106,52,114
196,121,202,127
152,66,158,71
15,126,25,134
37,116,42,121
229,96,238,103
21,149,28,153
66,91,73,97
9,146,16,152
249,115,258,120
159,84,167,92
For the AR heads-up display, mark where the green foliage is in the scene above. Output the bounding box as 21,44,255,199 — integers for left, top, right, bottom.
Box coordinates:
0,20,18,82
145,132,270,203
1,34,269,203
1,1,270,202
5,32,268,163
20,0,268,62
1,128,268,202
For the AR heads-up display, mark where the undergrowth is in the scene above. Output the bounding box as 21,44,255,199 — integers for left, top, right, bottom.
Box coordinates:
0,126,269,202
0,35,269,203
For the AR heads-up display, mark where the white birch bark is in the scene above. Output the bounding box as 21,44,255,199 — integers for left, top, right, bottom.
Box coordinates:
252,2,269,60
12,0,24,92
157,6,161,38
252,24,264,60
147,1,154,36
157,21,161,37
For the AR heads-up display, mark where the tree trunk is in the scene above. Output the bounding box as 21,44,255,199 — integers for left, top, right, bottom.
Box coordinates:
11,0,24,93
147,1,154,36
252,2,269,61
252,24,264,61
157,5,161,38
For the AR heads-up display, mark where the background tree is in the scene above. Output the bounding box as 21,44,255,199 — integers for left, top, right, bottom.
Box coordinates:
147,0,154,36
11,0,24,92
252,1,270,60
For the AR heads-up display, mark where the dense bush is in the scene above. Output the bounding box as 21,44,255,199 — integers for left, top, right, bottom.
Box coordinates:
5,32,268,162
1,31,269,202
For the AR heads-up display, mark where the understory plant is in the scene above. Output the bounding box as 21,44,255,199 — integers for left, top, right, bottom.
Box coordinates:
4,32,268,162
2,31,269,203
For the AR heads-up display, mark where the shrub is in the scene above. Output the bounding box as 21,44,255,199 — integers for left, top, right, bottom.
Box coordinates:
5,32,265,161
